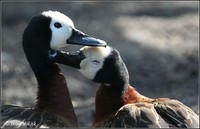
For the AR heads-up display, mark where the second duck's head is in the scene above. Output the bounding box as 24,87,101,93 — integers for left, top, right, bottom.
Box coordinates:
48,46,129,86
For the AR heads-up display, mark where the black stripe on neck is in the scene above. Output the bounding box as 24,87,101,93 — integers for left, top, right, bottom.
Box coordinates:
94,49,129,92
22,14,52,77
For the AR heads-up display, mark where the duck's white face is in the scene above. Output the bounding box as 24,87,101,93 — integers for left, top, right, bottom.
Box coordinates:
42,11,75,49
79,46,112,80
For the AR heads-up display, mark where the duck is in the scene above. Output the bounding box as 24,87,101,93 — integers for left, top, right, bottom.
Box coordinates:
1,10,106,128
47,46,199,128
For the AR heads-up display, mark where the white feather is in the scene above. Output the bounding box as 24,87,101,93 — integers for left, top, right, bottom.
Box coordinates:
42,11,75,49
79,46,112,80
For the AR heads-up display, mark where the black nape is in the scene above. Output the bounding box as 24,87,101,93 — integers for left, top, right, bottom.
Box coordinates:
22,15,52,77
94,49,129,88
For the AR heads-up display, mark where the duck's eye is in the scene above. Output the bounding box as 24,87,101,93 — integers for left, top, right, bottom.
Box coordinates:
92,60,100,65
54,22,62,28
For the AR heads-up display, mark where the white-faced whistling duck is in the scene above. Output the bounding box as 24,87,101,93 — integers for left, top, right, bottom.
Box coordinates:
47,46,199,128
1,11,106,128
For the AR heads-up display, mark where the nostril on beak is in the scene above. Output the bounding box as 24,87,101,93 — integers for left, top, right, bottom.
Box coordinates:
48,50,57,58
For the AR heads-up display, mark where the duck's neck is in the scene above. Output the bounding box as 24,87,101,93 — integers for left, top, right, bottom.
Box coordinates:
35,63,77,126
93,83,145,126
23,47,77,126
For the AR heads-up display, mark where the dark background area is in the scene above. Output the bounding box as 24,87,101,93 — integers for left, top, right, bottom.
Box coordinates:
2,1,199,127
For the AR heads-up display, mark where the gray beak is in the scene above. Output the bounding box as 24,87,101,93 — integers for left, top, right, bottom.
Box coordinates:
67,28,107,47
48,50,85,69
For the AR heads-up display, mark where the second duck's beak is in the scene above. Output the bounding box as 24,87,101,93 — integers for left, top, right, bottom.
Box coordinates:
48,50,84,69
67,28,107,47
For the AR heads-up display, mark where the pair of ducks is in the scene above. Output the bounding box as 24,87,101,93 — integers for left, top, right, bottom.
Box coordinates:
1,11,199,128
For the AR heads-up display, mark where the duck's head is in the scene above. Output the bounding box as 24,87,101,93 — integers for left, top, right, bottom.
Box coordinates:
48,46,129,86
23,10,106,50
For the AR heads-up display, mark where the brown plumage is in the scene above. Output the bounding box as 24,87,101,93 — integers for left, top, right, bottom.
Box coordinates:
2,65,77,127
47,46,199,128
93,84,199,128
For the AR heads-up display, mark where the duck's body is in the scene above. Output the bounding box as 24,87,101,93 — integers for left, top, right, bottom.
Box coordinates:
1,11,106,128
94,84,198,128
48,46,199,128
2,65,76,127
2,106,68,128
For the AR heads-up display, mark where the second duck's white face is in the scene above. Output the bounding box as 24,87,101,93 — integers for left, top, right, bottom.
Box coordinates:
42,11,75,49
79,46,112,80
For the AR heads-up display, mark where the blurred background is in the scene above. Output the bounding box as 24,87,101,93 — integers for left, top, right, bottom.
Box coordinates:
2,1,199,127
